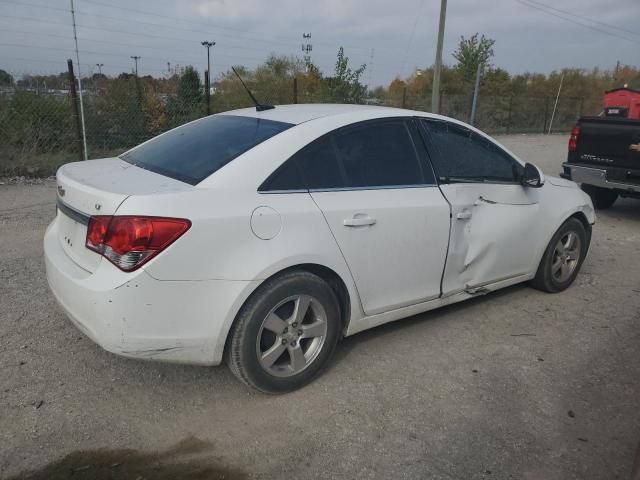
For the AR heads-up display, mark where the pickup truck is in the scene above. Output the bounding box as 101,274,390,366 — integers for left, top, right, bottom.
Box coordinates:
561,87,640,209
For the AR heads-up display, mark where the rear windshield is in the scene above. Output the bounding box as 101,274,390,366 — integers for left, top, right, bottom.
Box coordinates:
120,115,293,185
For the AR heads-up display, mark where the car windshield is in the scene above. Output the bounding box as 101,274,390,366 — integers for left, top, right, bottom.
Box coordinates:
120,115,293,185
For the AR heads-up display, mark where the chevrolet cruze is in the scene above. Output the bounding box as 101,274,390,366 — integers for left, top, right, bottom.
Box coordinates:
45,104,595,393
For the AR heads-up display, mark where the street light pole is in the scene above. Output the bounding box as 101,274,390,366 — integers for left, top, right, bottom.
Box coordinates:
96,63,104,75
130,56,140,76
201,40,215,115
431,0,447,114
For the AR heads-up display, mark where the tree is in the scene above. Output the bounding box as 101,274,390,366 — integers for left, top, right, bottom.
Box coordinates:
0,69,14,87
176,66,203,107
453,33,495,83
167,66,204,126
325,47,367,103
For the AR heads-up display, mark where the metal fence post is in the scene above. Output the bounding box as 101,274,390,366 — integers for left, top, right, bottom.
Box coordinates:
506,96,513,134
67,59,84,162
293,77,298,104
469,62,482,126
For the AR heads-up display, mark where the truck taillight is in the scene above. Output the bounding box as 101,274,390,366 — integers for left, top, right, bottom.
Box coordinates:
86,216,191,271
568,124,580,152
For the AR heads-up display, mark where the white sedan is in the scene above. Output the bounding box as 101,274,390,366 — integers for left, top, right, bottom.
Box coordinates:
44,104,595,393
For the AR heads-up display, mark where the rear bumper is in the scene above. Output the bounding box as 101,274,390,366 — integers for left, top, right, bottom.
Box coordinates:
44,219,257,366
561,163,640,193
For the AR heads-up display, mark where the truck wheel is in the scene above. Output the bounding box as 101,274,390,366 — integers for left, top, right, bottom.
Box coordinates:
581,184,618,209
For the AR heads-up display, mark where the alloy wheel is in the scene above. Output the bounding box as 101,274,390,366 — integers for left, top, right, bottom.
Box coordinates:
551,231,582,283
256,294,328,378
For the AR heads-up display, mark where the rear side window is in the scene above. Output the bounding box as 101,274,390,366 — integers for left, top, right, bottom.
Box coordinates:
292,136,346,190
260,118,430,192
334,120,424,188
423,120,521,182
121,115,293,185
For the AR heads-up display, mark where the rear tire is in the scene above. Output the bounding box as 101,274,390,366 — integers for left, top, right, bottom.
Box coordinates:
581,184,618,209
226,270,341,394
531,218,588,293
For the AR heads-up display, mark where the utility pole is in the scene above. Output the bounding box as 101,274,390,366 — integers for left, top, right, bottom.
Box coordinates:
130,55,140,76
201,41,215,115
95,63,104,75
367,48,375,91
302,33,312,64
69,0,87,161
431,0,447,114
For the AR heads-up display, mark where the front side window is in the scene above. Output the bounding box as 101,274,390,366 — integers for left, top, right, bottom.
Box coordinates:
422,120,522,183
121,115,293,185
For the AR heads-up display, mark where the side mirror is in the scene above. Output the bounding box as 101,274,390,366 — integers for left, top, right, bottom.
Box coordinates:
521,162,545,188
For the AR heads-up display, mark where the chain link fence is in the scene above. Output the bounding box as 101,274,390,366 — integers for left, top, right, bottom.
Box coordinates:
0,69,595,177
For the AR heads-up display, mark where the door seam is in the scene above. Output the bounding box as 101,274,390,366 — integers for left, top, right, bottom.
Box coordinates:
306,192,367,316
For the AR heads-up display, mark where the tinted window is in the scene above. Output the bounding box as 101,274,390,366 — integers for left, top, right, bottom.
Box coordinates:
121,115,293,185
259,157,305,191
423,120,521,182
334,120,424,188
295,136,346,190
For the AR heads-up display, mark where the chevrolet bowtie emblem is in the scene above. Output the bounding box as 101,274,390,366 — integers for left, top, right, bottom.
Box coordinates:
57,185,66,197
630,143,640,153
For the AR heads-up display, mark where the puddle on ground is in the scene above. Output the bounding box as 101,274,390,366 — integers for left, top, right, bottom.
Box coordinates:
7,436,248,480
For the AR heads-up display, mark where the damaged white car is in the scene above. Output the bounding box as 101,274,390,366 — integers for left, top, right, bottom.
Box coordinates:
45,104,595,393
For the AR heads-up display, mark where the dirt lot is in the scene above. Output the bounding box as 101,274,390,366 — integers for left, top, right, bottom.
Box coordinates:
1,134,639,480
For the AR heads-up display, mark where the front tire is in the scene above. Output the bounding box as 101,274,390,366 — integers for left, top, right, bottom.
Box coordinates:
226,271,341,393
531,218,588,293
581,184,618,209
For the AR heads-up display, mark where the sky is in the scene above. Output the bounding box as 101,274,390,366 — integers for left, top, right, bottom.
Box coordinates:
0,0,638,87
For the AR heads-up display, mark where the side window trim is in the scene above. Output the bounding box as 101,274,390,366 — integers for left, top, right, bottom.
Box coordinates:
408,117,438,186
419,118,522,186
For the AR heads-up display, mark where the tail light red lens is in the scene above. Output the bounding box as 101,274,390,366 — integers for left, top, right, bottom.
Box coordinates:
86,216,191,271
568,124,580,152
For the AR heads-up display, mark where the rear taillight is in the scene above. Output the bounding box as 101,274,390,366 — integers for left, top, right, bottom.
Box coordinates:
568,124,580,152
86,216,191,271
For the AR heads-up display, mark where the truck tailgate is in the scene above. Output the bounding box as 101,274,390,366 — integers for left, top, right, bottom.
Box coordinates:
576,116,640,170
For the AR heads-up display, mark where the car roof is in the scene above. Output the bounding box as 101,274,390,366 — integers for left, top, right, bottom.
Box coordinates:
222,103,438,125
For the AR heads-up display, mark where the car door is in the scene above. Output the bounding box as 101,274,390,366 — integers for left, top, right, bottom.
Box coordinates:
419,119,542,296
298,118,451,316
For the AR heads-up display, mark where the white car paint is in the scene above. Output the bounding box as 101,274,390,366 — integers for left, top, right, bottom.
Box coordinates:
44,104,595,366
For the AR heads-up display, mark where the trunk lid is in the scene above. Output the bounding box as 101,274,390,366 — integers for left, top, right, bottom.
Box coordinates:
55,157,191,273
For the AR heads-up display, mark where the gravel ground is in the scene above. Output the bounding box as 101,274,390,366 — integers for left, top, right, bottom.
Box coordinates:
1,134,639,480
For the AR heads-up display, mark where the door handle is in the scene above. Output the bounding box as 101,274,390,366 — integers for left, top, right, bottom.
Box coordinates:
343,215,376,227
456,211,473,220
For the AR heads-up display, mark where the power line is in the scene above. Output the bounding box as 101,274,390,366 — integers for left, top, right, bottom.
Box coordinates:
523,0,640,38
0,42,236,69
515,0,640,45
399,0,426,77
0,55,176,74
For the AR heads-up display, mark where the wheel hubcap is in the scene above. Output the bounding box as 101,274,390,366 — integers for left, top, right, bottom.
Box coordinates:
551,231,582,283
256,294,328,378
